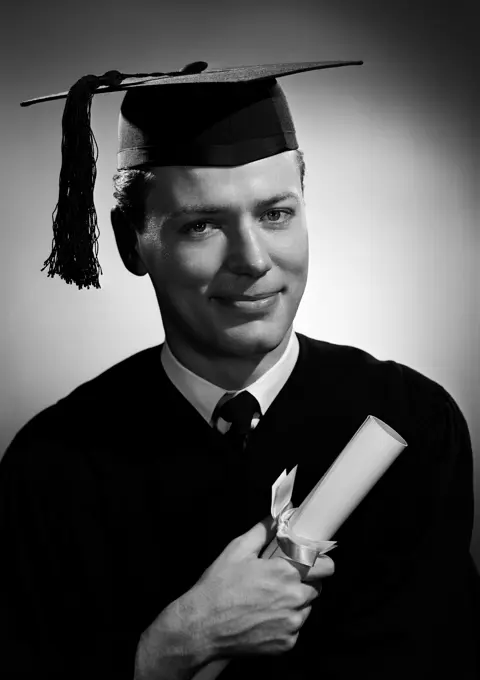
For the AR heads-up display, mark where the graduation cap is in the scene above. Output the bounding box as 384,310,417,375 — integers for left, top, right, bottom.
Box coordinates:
21,59,363,289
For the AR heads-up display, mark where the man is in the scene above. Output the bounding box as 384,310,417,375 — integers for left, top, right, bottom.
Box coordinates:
1,61,478,679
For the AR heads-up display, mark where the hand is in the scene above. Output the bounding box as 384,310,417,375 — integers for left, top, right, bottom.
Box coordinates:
182,517,335,660
275,544,335,592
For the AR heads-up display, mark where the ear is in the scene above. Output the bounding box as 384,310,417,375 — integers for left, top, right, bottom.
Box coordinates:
110,208,148,277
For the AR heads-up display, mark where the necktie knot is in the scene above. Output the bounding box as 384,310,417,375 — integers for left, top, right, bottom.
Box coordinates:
215,391,260,436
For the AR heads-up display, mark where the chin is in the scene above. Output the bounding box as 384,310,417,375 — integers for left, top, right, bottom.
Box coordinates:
215,322,290,358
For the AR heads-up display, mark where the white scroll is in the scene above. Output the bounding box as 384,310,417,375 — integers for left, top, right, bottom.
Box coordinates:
194,415,407,680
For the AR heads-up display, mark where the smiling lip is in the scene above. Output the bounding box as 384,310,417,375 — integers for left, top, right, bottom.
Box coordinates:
213,291,280,312
217,292,279,301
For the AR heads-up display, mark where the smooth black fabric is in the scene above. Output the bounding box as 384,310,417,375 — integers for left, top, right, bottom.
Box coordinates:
118,80,298,169
1,334,478,679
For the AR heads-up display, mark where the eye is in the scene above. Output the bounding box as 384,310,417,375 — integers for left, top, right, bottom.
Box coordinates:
181,209,294,236
182,221,217,237
263,209,293,223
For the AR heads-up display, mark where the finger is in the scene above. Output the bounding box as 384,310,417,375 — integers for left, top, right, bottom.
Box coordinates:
301,604,313,626
291,605,313,633
286,560,310,581
291,583,320,609
232,516,277,557
300,583,321,606
303,555,335,582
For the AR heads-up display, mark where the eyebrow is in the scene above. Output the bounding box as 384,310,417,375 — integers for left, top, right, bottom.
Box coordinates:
163,191,300,222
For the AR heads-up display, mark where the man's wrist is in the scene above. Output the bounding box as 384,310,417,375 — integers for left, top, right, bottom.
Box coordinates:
167,590,214,669
134,592,213,680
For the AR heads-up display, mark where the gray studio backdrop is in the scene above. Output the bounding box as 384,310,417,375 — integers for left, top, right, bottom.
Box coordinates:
1,0,478,564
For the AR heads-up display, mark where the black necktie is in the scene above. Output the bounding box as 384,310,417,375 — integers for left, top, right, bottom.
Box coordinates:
214,391,261,454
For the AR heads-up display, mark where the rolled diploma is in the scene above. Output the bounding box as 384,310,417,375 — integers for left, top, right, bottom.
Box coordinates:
194,415,407,680
287,414,406,544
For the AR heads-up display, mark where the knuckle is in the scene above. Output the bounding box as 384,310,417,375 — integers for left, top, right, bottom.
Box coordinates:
293,584,310,607
289,611,304,631
302,605,313,622
228,535,243,550
304,583,320,602
271,557,296,577
285,633,299,650
225,535,245,558
276,556,293,570
282,558,302,578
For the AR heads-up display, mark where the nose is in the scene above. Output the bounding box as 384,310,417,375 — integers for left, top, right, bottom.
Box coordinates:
225,223,273,278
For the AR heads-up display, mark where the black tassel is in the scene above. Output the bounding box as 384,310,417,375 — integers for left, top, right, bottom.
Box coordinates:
42,71,123,289
40,64,208,289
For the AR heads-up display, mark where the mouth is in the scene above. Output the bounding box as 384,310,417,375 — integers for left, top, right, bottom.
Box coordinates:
212,291,281,313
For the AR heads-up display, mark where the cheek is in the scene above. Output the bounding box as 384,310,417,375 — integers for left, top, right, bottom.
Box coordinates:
274,226,309,279
144,241,221,294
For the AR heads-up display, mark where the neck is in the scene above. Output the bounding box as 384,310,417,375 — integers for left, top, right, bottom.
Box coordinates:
164,328,293,391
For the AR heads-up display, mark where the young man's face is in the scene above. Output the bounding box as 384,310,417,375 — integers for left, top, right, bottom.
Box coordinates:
135,150,309,358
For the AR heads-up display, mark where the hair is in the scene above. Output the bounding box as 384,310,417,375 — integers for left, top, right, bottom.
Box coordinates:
112,149,306,233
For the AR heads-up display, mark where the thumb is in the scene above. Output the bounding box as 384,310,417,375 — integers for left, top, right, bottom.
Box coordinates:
234,516,277,558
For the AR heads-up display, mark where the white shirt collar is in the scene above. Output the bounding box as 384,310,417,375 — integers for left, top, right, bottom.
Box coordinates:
161,330,299,426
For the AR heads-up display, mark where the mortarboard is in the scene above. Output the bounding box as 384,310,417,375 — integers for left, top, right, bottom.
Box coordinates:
21,60,363,289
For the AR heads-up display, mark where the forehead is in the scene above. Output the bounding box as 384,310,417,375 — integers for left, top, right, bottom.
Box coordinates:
145,150,301,214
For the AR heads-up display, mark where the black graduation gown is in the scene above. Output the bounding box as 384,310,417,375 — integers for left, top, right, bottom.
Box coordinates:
1,333,478,679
